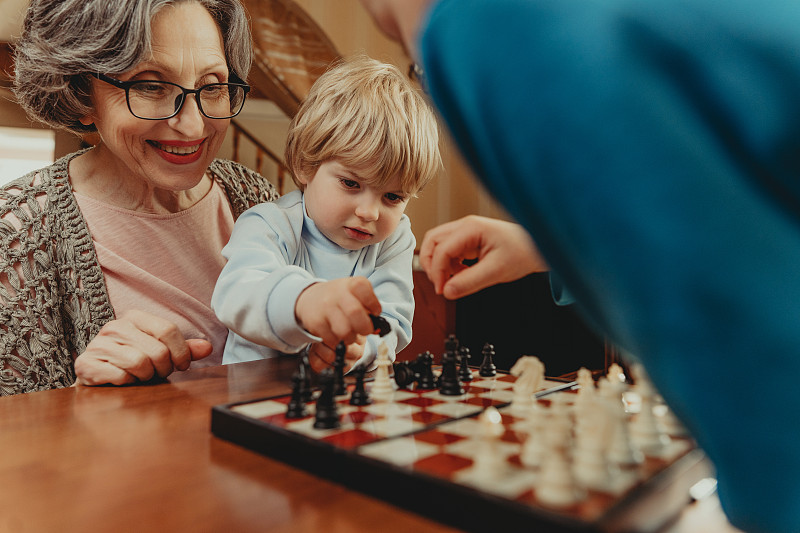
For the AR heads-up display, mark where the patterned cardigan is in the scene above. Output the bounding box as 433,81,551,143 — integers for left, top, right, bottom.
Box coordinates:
0,151,278,395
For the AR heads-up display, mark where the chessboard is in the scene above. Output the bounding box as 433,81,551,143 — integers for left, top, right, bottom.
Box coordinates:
211,343,711,533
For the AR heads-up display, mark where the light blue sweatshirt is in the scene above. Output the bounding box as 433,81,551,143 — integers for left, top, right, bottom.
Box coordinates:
212,190,414,368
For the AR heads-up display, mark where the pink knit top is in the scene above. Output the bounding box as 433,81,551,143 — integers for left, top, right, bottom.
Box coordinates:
73,180,234,367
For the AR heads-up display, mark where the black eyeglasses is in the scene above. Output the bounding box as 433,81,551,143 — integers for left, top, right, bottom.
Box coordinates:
88,72,250,120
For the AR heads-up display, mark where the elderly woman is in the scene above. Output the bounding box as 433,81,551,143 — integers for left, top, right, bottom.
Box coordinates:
2,0,278,395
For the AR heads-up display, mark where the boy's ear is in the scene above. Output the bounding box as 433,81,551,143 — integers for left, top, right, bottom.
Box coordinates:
296,170,311,186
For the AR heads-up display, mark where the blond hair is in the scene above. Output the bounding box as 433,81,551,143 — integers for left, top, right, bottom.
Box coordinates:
285,55,441,195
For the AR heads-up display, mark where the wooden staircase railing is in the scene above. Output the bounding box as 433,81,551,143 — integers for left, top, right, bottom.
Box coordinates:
230,119,290,194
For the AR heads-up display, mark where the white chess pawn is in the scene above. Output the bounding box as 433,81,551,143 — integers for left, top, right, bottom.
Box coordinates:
471,406,507,479
628,364,670,455
599,379,643,467
606,362,627,386
653,397,690,437
535,404,582,507
519,402,546,468
370,342,394,401
572,399,614,491
573,367,597,421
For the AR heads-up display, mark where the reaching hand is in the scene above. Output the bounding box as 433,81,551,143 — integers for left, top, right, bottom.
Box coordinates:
419,215,549,300
307,336,367,374
73,309,213,386
295,276,382,352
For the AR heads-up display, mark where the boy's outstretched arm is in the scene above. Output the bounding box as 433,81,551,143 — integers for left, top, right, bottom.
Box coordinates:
295,277,382,370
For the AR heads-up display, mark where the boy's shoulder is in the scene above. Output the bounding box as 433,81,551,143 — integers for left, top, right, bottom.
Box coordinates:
275,189,304,210
244,189,303,217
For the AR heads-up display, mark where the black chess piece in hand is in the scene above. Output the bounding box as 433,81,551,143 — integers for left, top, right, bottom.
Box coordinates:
370,314,391,337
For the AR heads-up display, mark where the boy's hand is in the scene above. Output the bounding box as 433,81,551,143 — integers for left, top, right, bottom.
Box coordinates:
295,276,382,352
307,335,367,373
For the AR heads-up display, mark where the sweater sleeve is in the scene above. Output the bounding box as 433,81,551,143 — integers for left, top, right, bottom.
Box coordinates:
212,203,320,353
420,2,800,532
355,216,416,369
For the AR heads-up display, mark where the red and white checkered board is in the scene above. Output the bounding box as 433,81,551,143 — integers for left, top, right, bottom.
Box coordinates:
222,371,562,448
211,370,709,533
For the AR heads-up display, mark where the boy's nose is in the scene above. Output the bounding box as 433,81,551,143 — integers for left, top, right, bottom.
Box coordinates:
355,196,380,221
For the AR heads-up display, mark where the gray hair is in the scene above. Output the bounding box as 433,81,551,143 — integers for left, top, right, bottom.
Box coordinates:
13,0,252,133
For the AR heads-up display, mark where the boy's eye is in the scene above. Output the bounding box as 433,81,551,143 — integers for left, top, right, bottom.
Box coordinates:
340,178,359,189
384,192,406,204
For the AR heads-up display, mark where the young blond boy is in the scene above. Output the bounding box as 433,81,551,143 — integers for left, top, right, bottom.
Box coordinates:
212,56,441,371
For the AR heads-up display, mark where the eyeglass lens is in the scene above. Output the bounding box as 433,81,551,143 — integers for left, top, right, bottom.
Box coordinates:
127,81,245,119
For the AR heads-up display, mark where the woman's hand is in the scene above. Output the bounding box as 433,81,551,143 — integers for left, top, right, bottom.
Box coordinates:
73,309,212,386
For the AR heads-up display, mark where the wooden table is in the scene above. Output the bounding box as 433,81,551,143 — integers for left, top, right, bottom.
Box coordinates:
0,359,741,533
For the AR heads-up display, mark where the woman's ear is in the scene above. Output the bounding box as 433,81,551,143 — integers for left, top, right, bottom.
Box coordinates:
79,115,94,127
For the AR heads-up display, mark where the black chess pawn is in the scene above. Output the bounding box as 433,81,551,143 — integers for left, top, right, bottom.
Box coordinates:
444,333,459,355
286,371,309,419
298,352,313,402
333,341,347,396
439,349,465,396
349,364,372,406
415,351,437,390
314,368,340,429
479,342,497,377
458,345,473,382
